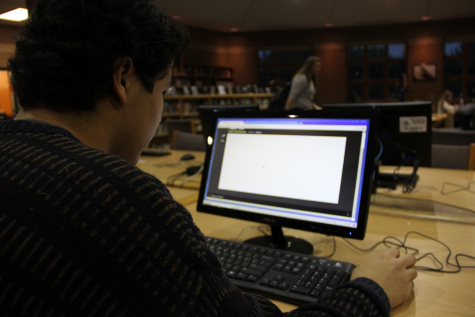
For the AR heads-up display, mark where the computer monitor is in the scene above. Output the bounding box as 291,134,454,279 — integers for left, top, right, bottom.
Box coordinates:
197,109,379,254
323,101,432,167
198,104,260,144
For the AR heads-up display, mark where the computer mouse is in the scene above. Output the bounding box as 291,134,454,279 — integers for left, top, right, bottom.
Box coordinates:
180,153,195,161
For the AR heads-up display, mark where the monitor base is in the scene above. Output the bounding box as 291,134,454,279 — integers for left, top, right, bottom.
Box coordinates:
244,225,314,254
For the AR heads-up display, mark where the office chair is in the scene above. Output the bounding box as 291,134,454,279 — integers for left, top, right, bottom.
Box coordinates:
431,143,475,170
172,130,206,151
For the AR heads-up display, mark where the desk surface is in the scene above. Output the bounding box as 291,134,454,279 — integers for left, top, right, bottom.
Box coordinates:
138,150,475,316
184,201,475,317
137,149,205,189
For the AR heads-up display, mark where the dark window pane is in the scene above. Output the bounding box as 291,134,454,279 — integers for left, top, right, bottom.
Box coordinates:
258,50,274,65
368,63,385,80
278,67,294,83
468,59,475,77
444,42,464,57
368,45,385,60
444,60,463,77
444,81,462,98
388,62,403,79
348,64,364,80
468,81,475,99
388,82,401,100
278,50,294,64
468,42,475,56
348,46,365,61
388,44,405,59
296,50,314,63
368,83,385,99
347,84,364,103
258,67,275,83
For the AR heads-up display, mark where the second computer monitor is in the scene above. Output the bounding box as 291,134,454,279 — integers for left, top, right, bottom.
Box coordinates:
323,101,432,167
198,104,260,144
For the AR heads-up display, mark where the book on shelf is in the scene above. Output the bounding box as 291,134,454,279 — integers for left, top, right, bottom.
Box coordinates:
190,86,199,95
217,85,227,95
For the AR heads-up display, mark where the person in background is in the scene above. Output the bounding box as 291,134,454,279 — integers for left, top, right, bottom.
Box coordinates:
285,56,322,110
1,1,417,315
437,90,456,113
455,96,475,130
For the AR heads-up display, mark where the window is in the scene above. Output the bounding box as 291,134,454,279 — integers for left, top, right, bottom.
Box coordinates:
444,41,475,102
258,48,314,86
347,43,406,102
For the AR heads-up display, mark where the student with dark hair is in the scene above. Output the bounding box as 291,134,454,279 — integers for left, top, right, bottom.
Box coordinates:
0,1,416,316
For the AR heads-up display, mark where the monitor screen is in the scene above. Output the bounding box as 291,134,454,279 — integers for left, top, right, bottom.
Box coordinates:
197,109,379,253
323,101,432,167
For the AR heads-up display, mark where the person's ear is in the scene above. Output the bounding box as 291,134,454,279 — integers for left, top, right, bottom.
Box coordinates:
112,57,134,105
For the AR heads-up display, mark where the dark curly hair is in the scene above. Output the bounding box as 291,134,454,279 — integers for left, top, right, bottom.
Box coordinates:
8,0,189,112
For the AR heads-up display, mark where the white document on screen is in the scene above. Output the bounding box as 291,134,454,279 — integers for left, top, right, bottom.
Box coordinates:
218,133,347,204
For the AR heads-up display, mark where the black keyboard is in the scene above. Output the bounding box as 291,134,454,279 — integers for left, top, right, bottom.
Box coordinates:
206,236,355,305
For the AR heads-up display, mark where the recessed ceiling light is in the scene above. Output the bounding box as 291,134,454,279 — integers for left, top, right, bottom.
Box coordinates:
230,28,239,32
421,16,430,21
324,23,334,27
0,8,28,22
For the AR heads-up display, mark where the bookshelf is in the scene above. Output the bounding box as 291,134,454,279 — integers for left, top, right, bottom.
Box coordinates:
151,93,275,148
173,64,234,95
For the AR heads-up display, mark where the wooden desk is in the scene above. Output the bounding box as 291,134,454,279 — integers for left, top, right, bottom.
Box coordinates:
184,198,475,316
137,151,475,315
136,149,205,189
374,166,475,224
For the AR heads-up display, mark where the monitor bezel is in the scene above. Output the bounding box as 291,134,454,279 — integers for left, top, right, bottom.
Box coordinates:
197,109,379,241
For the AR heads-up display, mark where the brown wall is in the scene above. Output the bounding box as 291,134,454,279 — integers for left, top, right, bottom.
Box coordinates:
1,16,474,104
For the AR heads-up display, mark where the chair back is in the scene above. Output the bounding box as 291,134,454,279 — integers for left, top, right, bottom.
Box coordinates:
432,128,475,145
431,143,475,170
172,130,206,151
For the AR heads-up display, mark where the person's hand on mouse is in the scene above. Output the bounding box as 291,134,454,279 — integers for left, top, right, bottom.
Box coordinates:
351,248,417,309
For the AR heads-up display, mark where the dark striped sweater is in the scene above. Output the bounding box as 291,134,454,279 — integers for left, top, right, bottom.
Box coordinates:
0,119,390,317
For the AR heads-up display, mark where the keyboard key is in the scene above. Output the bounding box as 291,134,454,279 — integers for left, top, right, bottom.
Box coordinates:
274,275,285,282
273,264,284,271
269,280,279,288
259,278,270,286
320,286,334,298
246,275,258,283
290,285,311,296
241,267,263,277
282,266,292,273
278,282,289,291
226,270,237,278
249,264,267,272
309,289,321,298
328,274,343,287
236,272,247,280
261,255,275,262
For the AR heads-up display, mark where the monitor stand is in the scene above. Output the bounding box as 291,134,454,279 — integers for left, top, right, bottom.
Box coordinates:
244,225,314,255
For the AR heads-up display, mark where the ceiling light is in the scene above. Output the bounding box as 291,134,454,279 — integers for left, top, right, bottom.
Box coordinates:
324,23,334,27
0,8,28,22
421,16,430,21
230,28,239,32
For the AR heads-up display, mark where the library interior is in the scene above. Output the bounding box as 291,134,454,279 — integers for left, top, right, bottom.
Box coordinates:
1,0,475,316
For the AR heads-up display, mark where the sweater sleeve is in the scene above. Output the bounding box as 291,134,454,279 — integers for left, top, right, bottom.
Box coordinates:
289,74,309,99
